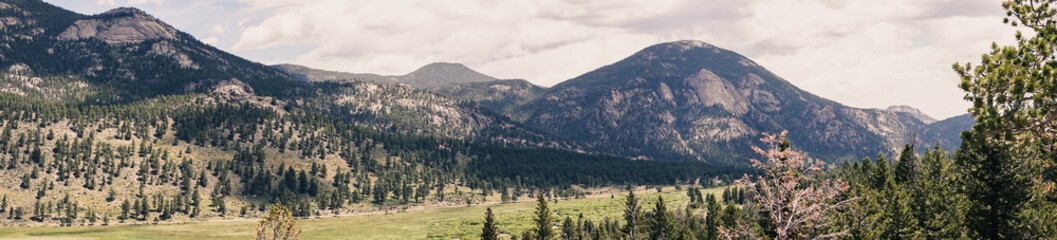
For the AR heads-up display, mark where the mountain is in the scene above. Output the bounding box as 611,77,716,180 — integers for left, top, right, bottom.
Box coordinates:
511,40,965,163
432,79,547,114
401,62,499,88
0,4,302,102
0,1,729,226
273,62,498,88
272,63,383,82
886,105,938,124
922,114,974,150
0,2,557,146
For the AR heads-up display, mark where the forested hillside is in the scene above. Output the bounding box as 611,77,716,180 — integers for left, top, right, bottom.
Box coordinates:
0,0,745,226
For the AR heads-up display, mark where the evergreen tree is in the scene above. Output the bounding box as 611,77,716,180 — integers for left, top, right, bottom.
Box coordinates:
120,199,130,221
649,196,674,240
953,0,1057,237
893,144,919,184
956,138,1031,239
533,194,555,240
482,208,499,240
623,191,642,240
912,146,968,238
561,216,577,240
704,193,720,240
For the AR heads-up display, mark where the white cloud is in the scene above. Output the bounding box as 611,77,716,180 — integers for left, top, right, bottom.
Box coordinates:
210,24,226,34
201,36,220,46
126,0,163,5
94,0,162,6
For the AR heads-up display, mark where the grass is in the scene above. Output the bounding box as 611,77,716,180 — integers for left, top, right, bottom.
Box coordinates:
0,186,727,239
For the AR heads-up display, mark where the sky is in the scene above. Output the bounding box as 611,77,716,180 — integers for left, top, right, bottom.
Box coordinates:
47,0,1018,119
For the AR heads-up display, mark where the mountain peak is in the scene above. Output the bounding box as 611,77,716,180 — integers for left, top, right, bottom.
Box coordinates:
885,105,937,124
100,7,149,17
402,62,498,88
57,6,179,45
411,62,474,74
653,40,717,51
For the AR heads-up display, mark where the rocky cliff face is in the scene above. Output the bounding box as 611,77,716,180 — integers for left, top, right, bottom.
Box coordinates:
886,105,938,124
513,40,960,163
0,2,299,102
57,7,178,45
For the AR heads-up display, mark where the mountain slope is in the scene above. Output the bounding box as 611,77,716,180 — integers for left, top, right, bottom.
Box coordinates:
886,105,938,124
1,4,303,102
922,114,974,150
0,1,559,147
272,63,388,83
432,79,547,114
0,1,736,226
514,40,961,163
273,62,498,88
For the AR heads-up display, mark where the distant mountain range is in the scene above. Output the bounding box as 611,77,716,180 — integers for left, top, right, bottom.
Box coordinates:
276,41,973,163
274,62,498,88
0,0,971,164
1,1,572,150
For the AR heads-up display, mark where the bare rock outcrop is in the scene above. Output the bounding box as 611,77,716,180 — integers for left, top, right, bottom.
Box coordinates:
57,7,178,45
885,105,937,124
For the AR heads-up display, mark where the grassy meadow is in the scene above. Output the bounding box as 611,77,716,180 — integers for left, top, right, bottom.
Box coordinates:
0,186,725,239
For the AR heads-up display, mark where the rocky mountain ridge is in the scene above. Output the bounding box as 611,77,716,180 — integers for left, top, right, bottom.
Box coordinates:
511,40,971,162
56,7,178,45
0,1,561,148
0,1,972,164
885,105,938,124
273,46,972,163
273,62,498,88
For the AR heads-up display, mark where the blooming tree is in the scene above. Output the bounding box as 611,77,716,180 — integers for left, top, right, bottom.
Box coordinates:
723,131,857,240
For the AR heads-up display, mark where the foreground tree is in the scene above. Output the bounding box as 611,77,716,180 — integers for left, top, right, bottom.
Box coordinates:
533,194,555,240
623,190,642,240
724,131,856,240
256,203,301,240
482,208,499,240
953,0,1057,238
649,196,675,240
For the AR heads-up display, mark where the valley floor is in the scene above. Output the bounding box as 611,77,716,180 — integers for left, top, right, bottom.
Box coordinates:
0,186,724,239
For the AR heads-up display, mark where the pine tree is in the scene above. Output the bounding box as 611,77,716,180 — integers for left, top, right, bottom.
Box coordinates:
912,145,968,238
533,194,555,240
879,180,920,239
120,199,130,220
106,189,116,202
20,173,30,189
561,216,577,240
482,208,499,240
649,195,674,240
894,144,919,184
957,138,1031,239
953,1,1057,237
623,190,642,240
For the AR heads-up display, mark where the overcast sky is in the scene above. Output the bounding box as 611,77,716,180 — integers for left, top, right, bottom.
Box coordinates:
48,0,1016,119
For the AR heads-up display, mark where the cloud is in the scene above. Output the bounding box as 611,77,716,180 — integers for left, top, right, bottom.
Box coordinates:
95,0,163,6
211,24,226,34
201,36,220,46
126,0,163,5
